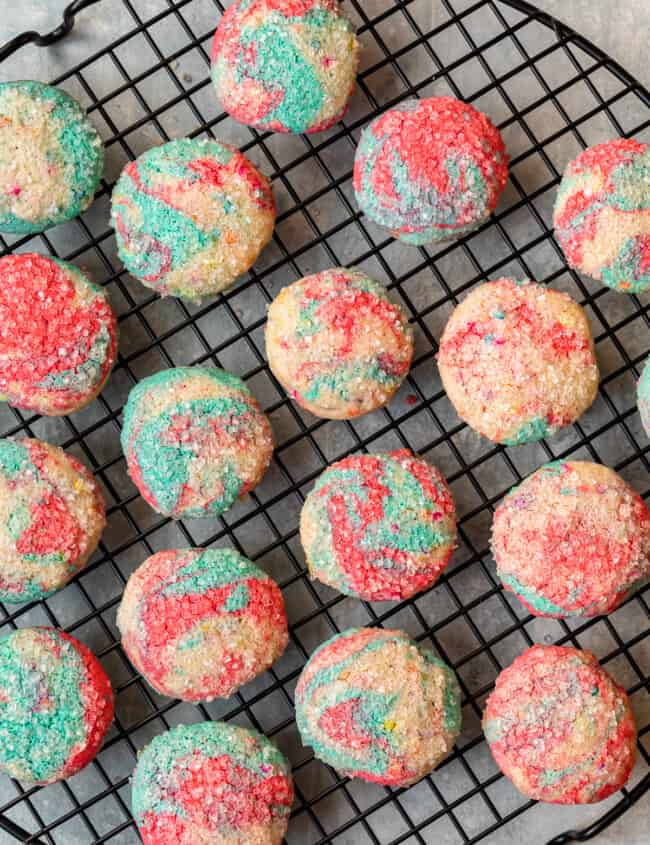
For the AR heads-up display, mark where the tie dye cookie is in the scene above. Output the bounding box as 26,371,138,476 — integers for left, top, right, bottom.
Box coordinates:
554,139,650,293
0,438,105,604
353,96,508,245
295,627,461,786
211,0,359,134
110,138,275,301
437,278,599,445
265,268,413,419
132,721,293,845
492,461,650,618
121,367,274,520
0,627,113,784
117,548,288,701
483,645,636,803
300,450,456,601
0,81,104,235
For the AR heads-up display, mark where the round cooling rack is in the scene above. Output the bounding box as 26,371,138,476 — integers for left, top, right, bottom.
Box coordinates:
0,1,648,843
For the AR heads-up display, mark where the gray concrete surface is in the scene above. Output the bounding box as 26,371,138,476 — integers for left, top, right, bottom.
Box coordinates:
0,2,648,845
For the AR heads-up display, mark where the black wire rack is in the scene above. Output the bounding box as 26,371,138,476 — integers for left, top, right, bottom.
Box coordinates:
0,1,648,843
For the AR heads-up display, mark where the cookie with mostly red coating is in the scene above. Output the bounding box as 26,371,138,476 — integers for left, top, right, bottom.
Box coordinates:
265,268,413,419
300,449,456,601
492,460,650,618
295,627,461,786
0,254,117,416
437,278,599,445
483,645,637,803
353,96,508,245
553,138,650,293
117,547,288,701
132,721,293,845
0,627,113,784
0,437,105,603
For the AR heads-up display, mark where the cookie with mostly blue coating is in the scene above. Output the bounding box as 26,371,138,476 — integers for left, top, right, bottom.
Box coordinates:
120,366,274,520
0,81,104,234
295,627,461,786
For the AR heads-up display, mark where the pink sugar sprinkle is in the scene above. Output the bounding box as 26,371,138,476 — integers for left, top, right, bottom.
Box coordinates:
405,394,418,406
8,186,21,196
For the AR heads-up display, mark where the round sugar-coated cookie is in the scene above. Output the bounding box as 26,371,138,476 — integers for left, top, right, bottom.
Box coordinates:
111,137,275,301
265,268,413,418
483,645,636,803
117,548,288,700
211,0,359,134
0,438,105,603
0,254,117,416
132,721,293,845
353,96,508,245
637,358,650,437
121,367,274,520
492,460,650,618
553,139,650,294
295,627,461,786
0,81,103,235
300,449,456,601
0,627,113,784
437,278,599,445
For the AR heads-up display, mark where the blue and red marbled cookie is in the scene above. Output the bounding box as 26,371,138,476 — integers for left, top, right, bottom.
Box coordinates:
0,627,113,784
211,0,359,134
295,627,461,786
132,721,293,845
483,645,637,803
492,460,650,618
117,548,288,700
265,268,413,418
300,450,456,601
0,81,104,235
0,254,117,416
0,437,105,603
353,96,508,245
111,138,275,301
437,278,599,445
120,367,274,520
554,139,650,293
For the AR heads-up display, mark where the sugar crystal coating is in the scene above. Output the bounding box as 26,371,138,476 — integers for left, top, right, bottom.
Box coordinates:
132,721,293,844
0,627,113,784
353,96,508,245
295,627,461,786
211,0,359,134
117,547,288,700
437,278,599,445
553,138,650,293
300,449,457,601
0,81,104,234
483,645,636,803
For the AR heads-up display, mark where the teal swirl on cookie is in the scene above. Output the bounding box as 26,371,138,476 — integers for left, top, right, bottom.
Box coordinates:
295,627,461,786
121,367,274,520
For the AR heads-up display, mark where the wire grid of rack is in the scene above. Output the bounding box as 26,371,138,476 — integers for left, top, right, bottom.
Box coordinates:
0,0,648,843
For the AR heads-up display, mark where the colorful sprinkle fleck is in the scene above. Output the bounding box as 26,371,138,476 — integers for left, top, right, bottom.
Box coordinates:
300,449,457,601
110,138,275,301
483,645,636,803
437,278,599,445
353,96,508,245
132,721,293,845
0,627,113,784
211,0,359,134
120,367,274,520
0,438,105,603
554,138,650,293
295,627,461,786
117,547,288,701
492,460,650,618
0,81,104,235
265,268,413,419
0,254,117,416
